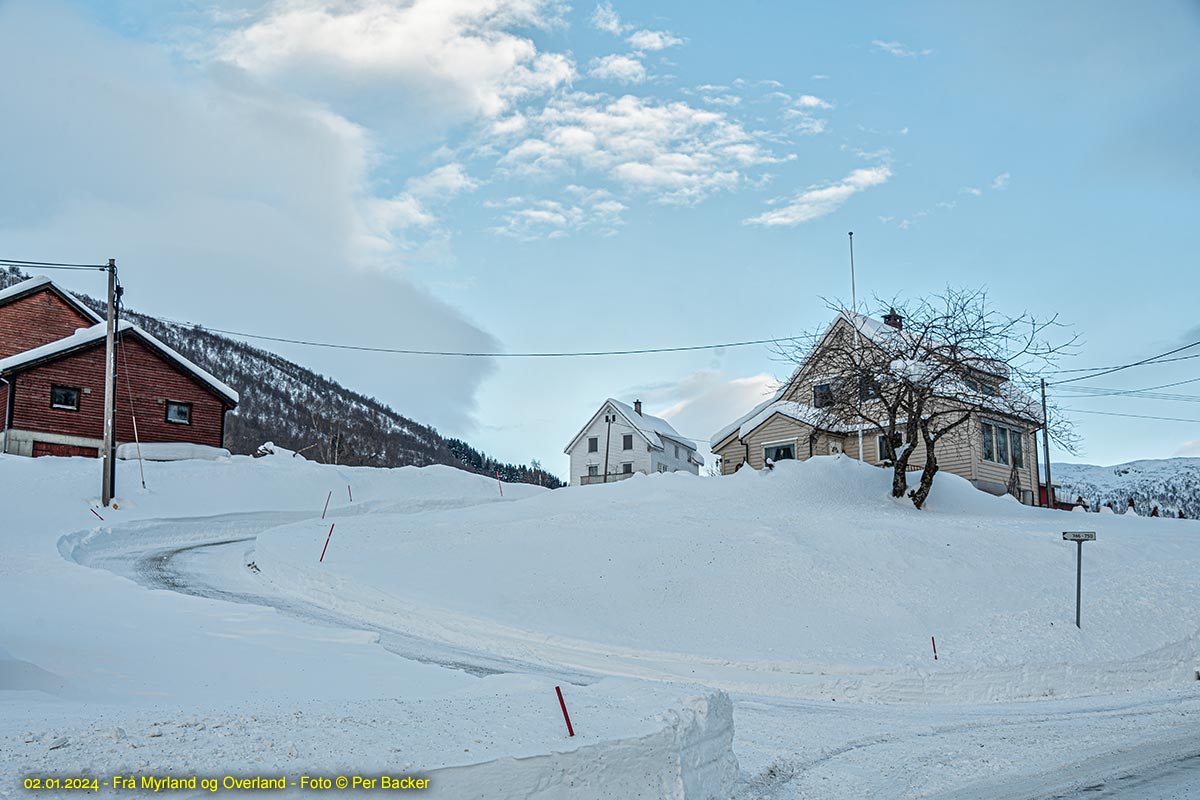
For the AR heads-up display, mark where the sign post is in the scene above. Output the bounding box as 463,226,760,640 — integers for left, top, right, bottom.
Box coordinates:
1063,531,1096,628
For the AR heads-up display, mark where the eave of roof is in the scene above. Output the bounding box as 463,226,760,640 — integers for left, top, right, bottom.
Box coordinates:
0,321,239,406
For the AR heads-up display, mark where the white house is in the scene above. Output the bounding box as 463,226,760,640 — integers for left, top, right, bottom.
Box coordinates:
564,398,703,486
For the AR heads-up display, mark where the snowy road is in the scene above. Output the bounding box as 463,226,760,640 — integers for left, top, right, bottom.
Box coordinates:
65,510,593,683
63,508,1200,800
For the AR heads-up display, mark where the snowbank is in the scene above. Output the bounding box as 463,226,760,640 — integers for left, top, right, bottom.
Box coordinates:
253,456,1200,701
3,677,736,800
115,442,230,461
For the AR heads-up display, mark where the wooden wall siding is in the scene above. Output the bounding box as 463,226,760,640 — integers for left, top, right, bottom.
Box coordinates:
0,289,97,359
0,381,7,426
9,335,228,448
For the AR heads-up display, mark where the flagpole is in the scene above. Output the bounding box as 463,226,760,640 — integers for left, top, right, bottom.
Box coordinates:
849,232,863,462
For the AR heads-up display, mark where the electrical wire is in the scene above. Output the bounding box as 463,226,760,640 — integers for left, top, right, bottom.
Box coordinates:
0,258,109,271
1062,408,1200,424
152,317,796,358
1049,339,1200,385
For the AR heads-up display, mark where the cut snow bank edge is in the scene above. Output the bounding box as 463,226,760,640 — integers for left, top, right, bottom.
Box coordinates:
424,691,736,800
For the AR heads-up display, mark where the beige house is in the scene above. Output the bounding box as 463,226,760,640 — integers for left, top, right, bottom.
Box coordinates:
710,311,1043,504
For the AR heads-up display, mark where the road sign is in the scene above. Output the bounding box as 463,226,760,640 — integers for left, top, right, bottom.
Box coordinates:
1063,531,1096,627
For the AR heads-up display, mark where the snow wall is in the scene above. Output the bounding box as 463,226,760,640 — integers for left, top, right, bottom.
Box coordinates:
422,691,736,800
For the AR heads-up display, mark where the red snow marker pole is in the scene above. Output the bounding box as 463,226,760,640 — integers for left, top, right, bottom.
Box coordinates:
90,508,105,521
322,490,332,520
555,686,574,737
931,636,938,661
347,484,353,502
319,523,335,563
496,470,503,497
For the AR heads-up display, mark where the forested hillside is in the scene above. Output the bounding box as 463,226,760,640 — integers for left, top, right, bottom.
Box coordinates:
1055,458,1199,518
0,267,562,488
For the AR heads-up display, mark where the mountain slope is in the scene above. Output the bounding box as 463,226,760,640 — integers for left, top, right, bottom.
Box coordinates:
1054,457,1200,517
0,267,561,487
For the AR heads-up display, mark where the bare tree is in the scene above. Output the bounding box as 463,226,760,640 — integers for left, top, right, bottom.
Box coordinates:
776,289,1078,509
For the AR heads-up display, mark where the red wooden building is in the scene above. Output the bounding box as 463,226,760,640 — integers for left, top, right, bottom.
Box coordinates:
0,277,238,458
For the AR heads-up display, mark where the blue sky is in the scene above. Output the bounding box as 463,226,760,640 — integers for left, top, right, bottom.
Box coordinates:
2,0,1198,477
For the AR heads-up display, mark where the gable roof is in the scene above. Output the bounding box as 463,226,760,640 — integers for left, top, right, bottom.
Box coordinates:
713,311,1041,446
564,398,702,462
0,320,239,406
0,275,104,324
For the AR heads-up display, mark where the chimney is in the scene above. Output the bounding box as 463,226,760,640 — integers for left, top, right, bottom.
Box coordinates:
634,399,642,416
883,308,904,330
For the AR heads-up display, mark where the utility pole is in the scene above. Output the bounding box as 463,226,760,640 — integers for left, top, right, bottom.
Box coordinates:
101,259,117,507
602,412,615,483
849,232,863,462
1041,378,1053,509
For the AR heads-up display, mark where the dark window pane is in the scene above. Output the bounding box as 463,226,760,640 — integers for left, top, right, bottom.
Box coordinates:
1011,430,1024,468
622,434,633,450
50,385,80,410
588,437,598,453
996,426,1009,464
166,401,192,425
981,423,995,462
813,383,834,408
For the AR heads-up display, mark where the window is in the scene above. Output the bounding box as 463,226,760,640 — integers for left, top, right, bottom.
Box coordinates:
658,464,668,473
587,464,599,477
982,421,1025,467
622,462,633,474
588,436,598,453
674,444,680,458
622,433,633,450
50,385,80,411
165,401,192,425
964,378,979,392
995,426,1009,464
981,422,995,462
981,383,998,396
859,378,880,401
813,383,834,408
764,443,796,463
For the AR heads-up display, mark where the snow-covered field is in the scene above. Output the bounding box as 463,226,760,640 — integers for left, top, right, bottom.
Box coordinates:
3,452,1199,798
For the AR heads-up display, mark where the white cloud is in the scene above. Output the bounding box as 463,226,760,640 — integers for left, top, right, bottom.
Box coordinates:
499,92,788,204
1175,440,1200,457
744,165,892,226
405,163,480,200
795,94,832,109
590,1,625,34
960,186,983,196
588,53,646,84
490,190,627,240
0,2,498,433
871,39,933,58
218,0,575,126
992,171,1011,190
626,28,683,52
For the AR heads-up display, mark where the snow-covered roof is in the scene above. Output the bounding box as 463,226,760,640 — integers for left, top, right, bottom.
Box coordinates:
0,275,104,323
564,398,701,462
0,320,239,405
712,311,1040,447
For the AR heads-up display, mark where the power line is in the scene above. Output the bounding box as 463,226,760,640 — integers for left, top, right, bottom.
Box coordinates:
1063,408,1200,424
1049,339,1200,386
154,317,796,359
1056,376,1200,399
1044,351,1200,374
0,257,109,271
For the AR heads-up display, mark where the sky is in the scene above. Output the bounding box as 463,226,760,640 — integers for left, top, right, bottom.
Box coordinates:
1,0,1198,479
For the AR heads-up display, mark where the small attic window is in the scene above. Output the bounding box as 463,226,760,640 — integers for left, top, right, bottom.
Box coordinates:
813,383,834,408
165,401,192,425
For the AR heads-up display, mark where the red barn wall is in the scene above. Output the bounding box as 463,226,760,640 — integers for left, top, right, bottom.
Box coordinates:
8,335,228,448
0,289,96,359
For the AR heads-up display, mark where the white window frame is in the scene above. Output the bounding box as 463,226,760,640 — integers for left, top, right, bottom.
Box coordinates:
762,438,797,463
981,420,1025,468
587,436,599,453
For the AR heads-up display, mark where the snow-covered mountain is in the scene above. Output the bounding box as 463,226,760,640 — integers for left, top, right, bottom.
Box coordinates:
0,267,562,487
1054,457,1200,518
